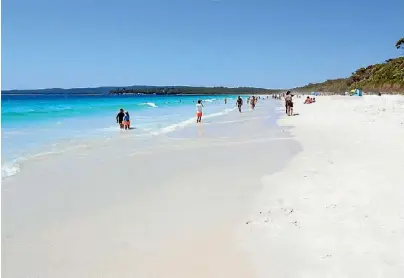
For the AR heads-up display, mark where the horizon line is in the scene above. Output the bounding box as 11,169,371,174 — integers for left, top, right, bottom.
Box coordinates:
2,84,287,92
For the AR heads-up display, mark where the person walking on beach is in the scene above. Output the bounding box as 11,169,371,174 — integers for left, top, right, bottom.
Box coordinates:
116,108,125,129
251,96,256,110
196,100,203,123
236,96,243,113
285,91,294,116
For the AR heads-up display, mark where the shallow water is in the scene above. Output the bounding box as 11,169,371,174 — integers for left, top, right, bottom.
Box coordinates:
1,94,240,178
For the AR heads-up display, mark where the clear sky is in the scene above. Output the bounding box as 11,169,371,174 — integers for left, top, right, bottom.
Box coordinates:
2,0,403,90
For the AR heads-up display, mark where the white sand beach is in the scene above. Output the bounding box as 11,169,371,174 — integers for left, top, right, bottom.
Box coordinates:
2,95,404,277
241,95,404,278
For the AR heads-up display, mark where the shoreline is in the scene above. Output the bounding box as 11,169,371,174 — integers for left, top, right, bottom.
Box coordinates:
1,96,238,179
1,105,238,180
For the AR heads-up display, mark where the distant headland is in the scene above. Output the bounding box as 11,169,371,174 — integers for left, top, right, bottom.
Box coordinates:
2,86,282,96
108,86,280,95
294,38,404,94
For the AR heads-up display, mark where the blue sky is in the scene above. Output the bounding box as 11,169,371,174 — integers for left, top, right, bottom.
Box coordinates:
2,0,403,90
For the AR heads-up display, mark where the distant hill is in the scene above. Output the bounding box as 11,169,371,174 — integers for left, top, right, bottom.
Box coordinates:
295,38,404,94
295,57,404,93
2,85,281,96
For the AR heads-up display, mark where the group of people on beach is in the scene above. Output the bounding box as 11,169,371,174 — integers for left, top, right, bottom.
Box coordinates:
304,96,316,104
116,108,131,130
282,91,318,116
115,94,274,129
247,96,258,110
194,95,262,123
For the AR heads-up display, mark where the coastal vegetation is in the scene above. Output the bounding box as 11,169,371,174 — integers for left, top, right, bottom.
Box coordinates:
396,38,404,50
3,86,281,96
296,38,404,93
108,86,279,95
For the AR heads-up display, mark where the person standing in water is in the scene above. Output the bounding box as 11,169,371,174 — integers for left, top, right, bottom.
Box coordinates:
116,108,125,129
224,98,227,104
196,100,204,123
236,96,243,113
123,111,130,130
251,96,256,110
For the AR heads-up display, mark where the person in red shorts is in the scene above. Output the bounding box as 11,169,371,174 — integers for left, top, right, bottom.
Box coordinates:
196,100,203,123
123,111,131,130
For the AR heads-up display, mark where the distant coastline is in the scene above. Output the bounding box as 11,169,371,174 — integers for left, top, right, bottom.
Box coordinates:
2,85,282,96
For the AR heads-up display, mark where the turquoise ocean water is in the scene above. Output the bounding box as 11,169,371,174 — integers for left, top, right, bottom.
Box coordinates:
1,94,237,178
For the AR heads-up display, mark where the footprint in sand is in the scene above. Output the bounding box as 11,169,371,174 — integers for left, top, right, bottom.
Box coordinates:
326,204,337,209
291,220,300,228
282,208,294,215
320,254,332,260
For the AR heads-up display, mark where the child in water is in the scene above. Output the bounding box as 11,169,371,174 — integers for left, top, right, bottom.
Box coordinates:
196,100,203,123
123,111,130,130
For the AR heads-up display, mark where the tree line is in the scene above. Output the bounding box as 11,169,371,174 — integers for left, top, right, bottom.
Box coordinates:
109,86,280,95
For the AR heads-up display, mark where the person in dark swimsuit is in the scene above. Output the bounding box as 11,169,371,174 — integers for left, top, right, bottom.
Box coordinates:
236,96,243,113
116,108,125,129
285,91,294,116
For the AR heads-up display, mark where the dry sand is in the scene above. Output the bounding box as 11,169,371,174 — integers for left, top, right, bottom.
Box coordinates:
241,95,404,278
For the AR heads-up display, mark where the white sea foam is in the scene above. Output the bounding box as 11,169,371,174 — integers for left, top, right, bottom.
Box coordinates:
1,140,108,180
1,161,20,179
140,102,158,108
151,107,236,135
100,125,121,132
151,118,196,135
2,130,28,136
203,98,217,103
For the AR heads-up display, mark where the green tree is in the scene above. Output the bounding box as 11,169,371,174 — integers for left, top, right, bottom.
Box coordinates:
395,38,404,49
